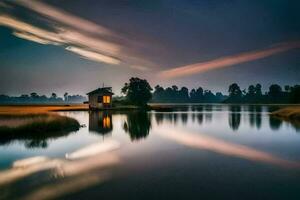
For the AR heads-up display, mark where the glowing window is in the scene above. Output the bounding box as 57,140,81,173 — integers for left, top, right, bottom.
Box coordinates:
103,116,111,128
103,96,111,104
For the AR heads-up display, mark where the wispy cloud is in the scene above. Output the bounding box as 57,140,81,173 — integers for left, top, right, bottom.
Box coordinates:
0,0,154,70
0,15,64,43
66,46,121,65
158,41,300,79
16,0,114,36
12,31,58,45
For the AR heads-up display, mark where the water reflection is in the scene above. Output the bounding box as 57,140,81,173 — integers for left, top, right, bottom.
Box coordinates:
1,105,300,199
156,127,300,169
228,106,241,131
269,117,283,130
0,129,76,149
181,113,188,124
89,111,113,136
248,105,262,129
204,105,213,123
0,140,120,200
123,111,151,141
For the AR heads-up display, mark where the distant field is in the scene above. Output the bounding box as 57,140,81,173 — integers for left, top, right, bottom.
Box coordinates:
0,104,88,115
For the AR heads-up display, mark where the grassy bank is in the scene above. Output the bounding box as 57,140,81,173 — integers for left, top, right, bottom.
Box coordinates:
0,113,80,148
0,105,82,142
271,106,300,120
0,104,88,115
0,114,80,134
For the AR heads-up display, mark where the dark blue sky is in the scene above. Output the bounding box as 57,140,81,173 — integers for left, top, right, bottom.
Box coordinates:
0,0,299,95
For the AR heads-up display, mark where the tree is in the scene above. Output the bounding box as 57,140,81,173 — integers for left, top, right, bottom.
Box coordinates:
64,92,68,102
227,83,242,103
51,93,57,99
30,92,38,99
268,84,282,98
178,87,189,102
268,84,283,103
284,85,290,92
228,83,242,98
255,84,262,96
248,85,255,97
121,77,153,106
290,85,300,103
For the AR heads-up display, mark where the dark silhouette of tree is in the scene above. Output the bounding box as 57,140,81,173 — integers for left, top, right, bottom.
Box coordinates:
51,93,57,99
255,84,262,96
179,87,189,102
284,85,290,92
225,83,242,103
248,85,255,96
122,77,153,106
0,92,86,104
64,92,68,102
190,87,204,102
30,92,38,99
289,85,300,103
268,84,283,103
229,83,242,98
269,84,282,97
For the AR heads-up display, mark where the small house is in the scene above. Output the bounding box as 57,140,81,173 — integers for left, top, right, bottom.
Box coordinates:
87,87,114,109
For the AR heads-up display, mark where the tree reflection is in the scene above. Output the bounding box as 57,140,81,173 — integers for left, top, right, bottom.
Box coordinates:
154,113,164,125
123,112,151,141
181,113,188,124
0,130,75,149
204,105,212,123
269,117,283,130
248,105,262,129
89,111,113,136
228,105,241,131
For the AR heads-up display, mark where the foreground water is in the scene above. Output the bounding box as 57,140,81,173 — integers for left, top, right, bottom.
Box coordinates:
0,105,300,200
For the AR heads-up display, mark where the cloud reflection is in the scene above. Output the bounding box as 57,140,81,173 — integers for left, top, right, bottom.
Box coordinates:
0,140,121,196
156,128,300,168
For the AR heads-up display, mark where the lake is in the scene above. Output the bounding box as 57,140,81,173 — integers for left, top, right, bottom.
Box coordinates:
0,105,300,200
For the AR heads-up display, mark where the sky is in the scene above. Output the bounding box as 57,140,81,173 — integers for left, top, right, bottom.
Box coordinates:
0,0,299,96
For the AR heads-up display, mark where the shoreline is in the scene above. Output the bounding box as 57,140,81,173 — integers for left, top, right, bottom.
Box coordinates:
1,103,300,114
270,106,300,121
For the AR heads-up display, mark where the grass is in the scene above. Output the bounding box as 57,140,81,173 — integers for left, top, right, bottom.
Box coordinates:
0,105,82,147
0,104,88,115
271,106,300,120
270,106,300,131
0,114,80,134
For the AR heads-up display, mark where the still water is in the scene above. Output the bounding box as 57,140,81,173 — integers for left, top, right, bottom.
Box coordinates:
0,105,300,200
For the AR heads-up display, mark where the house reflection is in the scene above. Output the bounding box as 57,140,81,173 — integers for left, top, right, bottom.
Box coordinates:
89,111,113,136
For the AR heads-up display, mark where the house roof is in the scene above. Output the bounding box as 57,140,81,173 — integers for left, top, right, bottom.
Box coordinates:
87,87,114,95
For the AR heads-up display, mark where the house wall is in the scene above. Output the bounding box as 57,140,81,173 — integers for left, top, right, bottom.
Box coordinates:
88,94,102,109
88,94,112,109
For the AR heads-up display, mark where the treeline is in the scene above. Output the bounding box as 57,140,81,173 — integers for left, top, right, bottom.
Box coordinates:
152,85,227,103
0,92,87,104
151,83,300,104
225,83,300,104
